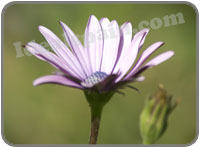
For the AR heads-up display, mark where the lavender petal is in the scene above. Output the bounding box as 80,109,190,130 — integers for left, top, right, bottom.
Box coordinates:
145,50,174,66
124,41,164,80
115,28,149,82
59,21,92,76
26,42,81,79
38,26,86,79
113,22,132,74
100,19,120,74
126,51,174,81
33,75,83,89
84,15,104,73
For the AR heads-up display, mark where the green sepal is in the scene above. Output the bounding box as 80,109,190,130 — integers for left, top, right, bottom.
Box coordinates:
84,90,114,118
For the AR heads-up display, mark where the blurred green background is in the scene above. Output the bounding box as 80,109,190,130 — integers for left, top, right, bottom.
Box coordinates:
3,3,197,144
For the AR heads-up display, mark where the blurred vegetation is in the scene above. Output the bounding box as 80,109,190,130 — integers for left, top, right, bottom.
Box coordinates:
3,3,197,144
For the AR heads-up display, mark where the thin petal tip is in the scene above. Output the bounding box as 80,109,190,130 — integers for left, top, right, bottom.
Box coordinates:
59,21,65,26
90,15,98,20
38,25,48,32
33,80,39,87
168,50,175,56
99,17,110,23
111,20,118,25
157,41,165,46
38,25,43,30
135,76,145,82
140,28,150,34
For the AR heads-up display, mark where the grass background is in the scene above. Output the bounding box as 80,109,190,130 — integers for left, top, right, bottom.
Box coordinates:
3,2,197,144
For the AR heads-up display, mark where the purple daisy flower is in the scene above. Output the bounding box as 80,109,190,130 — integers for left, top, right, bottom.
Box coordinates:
25,15,174,93
25,15,174,144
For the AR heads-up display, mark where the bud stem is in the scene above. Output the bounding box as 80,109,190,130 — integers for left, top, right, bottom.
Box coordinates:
143,139,153,144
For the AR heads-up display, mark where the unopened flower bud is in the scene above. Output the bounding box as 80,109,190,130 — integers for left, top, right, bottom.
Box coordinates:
140,84,179,144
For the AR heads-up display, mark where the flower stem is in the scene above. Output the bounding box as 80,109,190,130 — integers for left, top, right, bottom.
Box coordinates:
84,91,114,144
89,105,103,144
89,114,101,144
143,139,152,144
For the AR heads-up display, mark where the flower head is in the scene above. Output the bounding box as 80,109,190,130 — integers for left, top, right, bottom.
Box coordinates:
25,15,174,93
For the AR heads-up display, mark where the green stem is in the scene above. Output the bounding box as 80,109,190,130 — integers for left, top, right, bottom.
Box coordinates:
89,104,103,144
84,91,114,144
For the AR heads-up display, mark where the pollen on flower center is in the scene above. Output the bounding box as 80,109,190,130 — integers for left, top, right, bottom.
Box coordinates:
81,72,108,87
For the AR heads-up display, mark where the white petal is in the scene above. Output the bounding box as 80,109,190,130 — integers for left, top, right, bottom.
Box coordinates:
124,41,164,80
26,42,81,79
116,28,149,82
124,51,174,81
100,19,120,74
84,15,104,73
113,22,132,74
38,26,86,79
60,21,92,76
145,50,174,66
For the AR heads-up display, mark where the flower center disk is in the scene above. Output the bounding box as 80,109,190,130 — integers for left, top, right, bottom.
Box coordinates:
81,72,108,87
